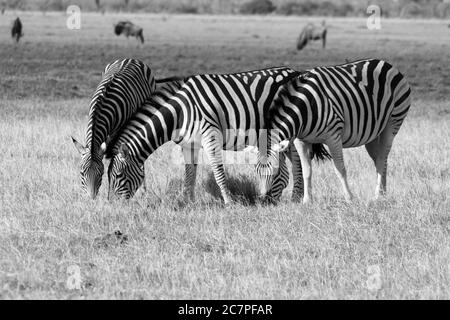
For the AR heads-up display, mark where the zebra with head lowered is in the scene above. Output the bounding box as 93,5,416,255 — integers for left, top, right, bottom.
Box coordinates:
72,58,156,199
106,67,315,204
257,59,411,204
114,21,144,44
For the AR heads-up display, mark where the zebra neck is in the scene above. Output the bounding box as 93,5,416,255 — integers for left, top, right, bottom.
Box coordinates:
85,98,112,157
85,129,106,158
271,115,298,143
128,105,180,161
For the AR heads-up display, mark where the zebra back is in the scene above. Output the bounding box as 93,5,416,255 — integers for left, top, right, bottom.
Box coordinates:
269,59,411,147
85,58,155,159
105,78,186,159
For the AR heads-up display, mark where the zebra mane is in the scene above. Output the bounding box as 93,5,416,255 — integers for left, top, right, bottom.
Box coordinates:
89,73,117,155
297,70,312,83
155,75,191,84
265,70,311,127
104,78,186,159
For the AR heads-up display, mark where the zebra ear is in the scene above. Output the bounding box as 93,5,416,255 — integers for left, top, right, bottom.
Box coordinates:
72,136,86,155
118,143,131,161
273,140,290,153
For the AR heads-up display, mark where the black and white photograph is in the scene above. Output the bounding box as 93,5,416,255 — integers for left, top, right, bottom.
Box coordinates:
0,0,449,301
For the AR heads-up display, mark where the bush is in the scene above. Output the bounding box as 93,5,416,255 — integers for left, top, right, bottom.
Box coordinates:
277,0,354,17
277,1,305,15
172,3,198,14
7,0,24,10
240,0,276,15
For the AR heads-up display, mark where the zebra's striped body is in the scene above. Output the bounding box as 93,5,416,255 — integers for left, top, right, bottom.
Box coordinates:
107,67,301,203
72,58,155,199
258,59,411,202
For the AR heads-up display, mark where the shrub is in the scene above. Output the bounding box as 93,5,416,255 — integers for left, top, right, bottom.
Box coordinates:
277,1,305,15
240,0,276,15
172,4,198,14
277,0,354,17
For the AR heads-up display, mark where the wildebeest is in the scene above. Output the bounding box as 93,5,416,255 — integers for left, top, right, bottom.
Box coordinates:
296,21,327,51
11,17,23,43
114,21,144,44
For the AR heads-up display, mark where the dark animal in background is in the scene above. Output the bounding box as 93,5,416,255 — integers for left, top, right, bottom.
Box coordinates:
1,7,5,15
114,21,144,44
297,21,327,51
11,17,23,43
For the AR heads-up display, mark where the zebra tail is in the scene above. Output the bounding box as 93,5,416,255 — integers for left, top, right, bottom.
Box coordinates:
311,143,332,162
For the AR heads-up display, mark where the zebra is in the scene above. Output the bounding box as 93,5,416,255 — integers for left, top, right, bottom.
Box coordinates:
107,67,307,204
71,58,156,199
114,21,144,44
11,17,23,43
297,21,327,51
257,59,411,203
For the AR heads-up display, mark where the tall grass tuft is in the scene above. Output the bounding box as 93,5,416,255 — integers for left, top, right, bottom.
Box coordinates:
204,172,259,205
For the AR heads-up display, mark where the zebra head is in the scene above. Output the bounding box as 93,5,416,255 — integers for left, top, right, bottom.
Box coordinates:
107,143,144,200
72,137,105,199
255,140,290,201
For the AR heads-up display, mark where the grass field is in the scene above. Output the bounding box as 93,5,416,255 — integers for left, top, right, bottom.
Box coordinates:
0,12,449,299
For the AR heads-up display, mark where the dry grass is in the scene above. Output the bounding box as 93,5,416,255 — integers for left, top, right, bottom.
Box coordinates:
0,12,449,299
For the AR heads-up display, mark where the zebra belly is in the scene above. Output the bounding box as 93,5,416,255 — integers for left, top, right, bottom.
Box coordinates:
341,122,388,148
339,100,394,148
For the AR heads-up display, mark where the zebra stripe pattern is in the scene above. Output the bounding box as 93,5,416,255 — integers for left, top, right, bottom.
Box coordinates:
257,59,411,203
107,67,302,203
72,58,155,199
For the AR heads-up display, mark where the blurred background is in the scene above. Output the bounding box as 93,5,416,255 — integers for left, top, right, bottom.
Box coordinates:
1,0,450,18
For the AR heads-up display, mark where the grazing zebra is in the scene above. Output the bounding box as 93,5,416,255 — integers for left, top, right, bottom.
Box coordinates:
297,21,327,51
11,17,23,43
72,58,156,199
257,59,411,203
107,67,305,203
114,21,144,44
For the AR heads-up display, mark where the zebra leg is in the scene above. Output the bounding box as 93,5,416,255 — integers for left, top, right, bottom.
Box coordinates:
286,143,304,202
365,138,381,197
182,145,200,202
266,149,289,203
368,124,395,198
201,130,232,205
293,139,313,204
326,136,353,202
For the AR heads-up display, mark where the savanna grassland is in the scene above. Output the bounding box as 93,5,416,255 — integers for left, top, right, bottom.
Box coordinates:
0,12,449,299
